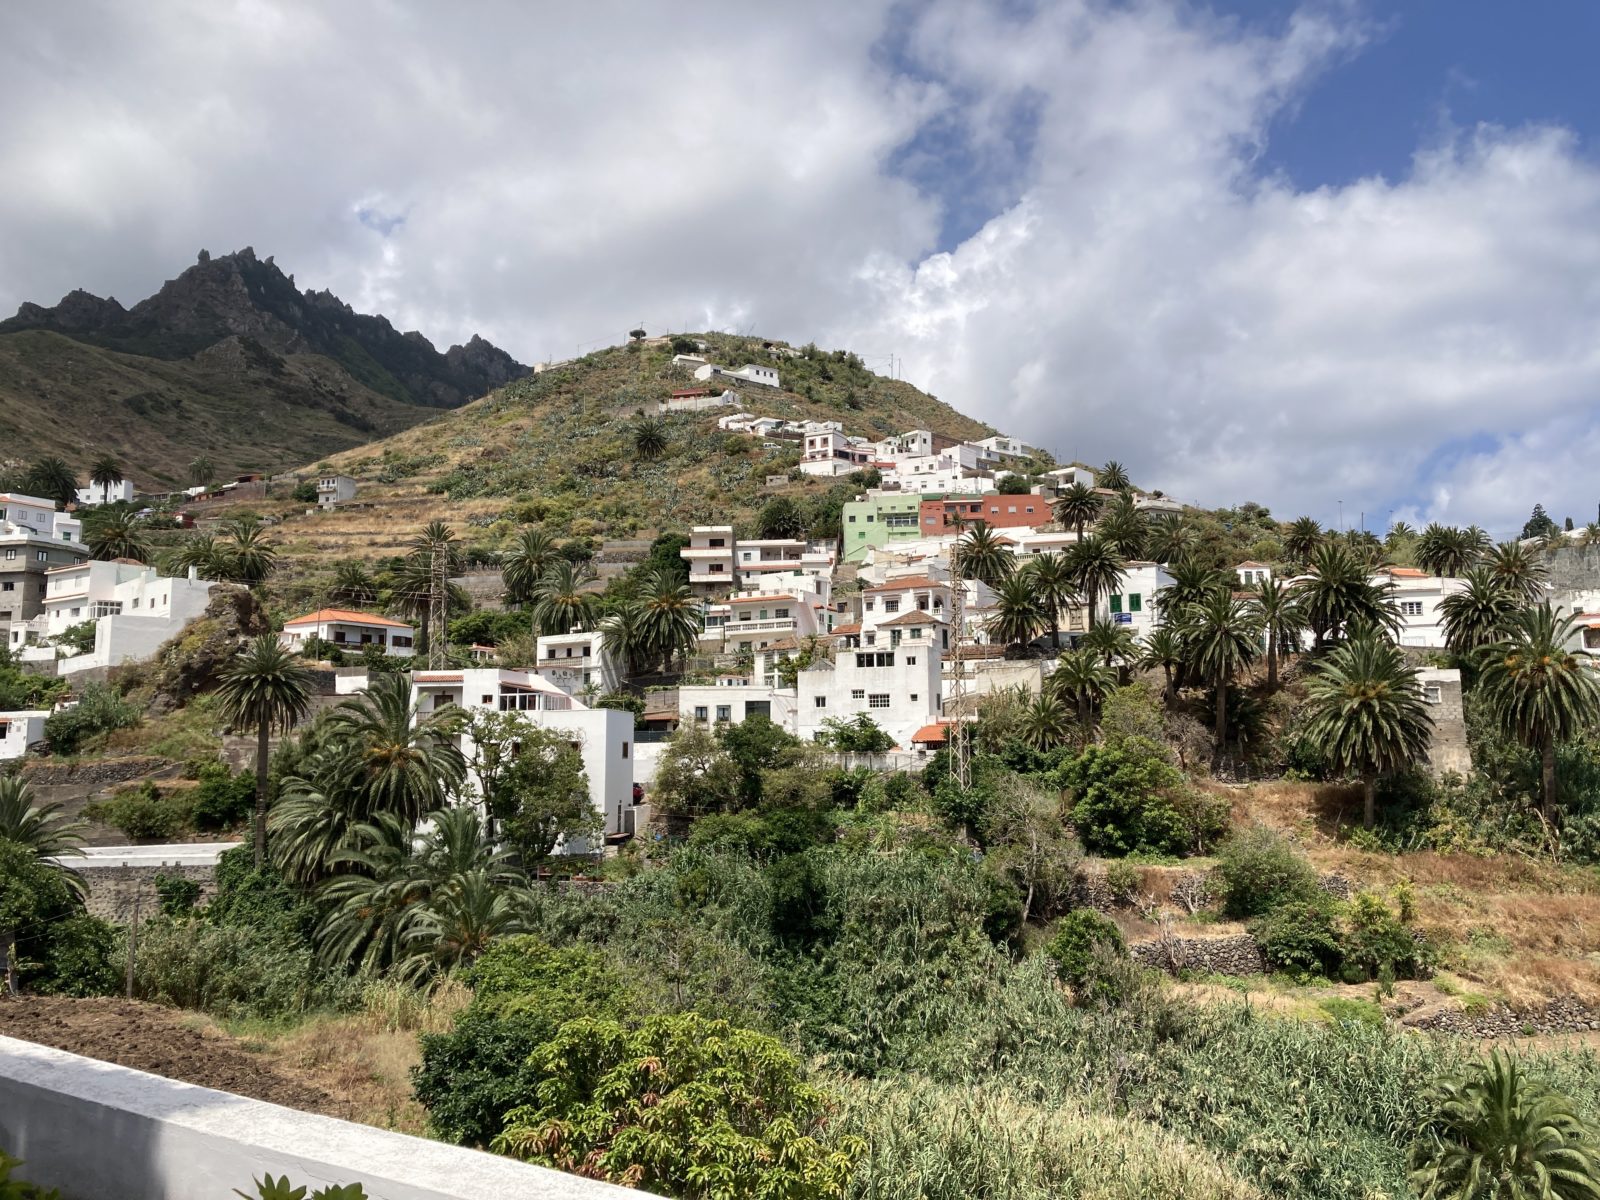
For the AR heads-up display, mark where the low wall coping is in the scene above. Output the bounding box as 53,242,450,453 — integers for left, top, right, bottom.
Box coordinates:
0,1035,649,1200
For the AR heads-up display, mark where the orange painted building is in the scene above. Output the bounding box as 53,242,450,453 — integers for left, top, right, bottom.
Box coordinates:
918,494,1050,532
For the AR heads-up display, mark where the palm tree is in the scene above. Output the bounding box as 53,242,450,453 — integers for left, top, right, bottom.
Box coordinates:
223,522,278,585
407,521,462,667
1410,1050,1600,1200
632,417,669,461
502,527,561,618
1296,541,1399,649
166,533,227,578
1303,633,1434,829
89,456,122,504
988,574,1047,648
1582,522,1600,551
1417,524,1482,577
1386,521,1416,547
1096,460,1131,492
636,567,702,672
1096,492,1147,560
86,511,149,562
330,560,377,606
1052,482,1101,540
1145,513,1196,564
1440,568,1519,656
398,869,532,981
1487,541,1550,604
1138,626,1185,702
1249,576,1302,689
1067,534,1125,629
1476,605,1600,822
530,559,597,638
952,521,1015,586
1026,552,1077,647
1161,557,1227,618
327,672,467,825
1081,621,1137,674
600,599,650,678
0,777,87,860
267,774,359,886
215,636,314,866
1017,692,1071,752
25,458,78,509
1183,587,1260,766
1283,516,1323,565
1048,648,1114,747
188,456,215,488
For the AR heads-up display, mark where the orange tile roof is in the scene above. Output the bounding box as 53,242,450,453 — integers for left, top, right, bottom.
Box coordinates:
909,722,952,744
284,608,412,629
866,576,944,593
1235,560,1271,568
829,622,862,636
730,594,797,603
1384,568,1428,578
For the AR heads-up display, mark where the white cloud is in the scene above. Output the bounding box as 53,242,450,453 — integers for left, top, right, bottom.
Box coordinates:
3,0,1600,535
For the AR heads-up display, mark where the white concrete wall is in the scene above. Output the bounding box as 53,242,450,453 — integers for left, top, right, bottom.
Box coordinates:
0,711,47,761
0,1035,645,1200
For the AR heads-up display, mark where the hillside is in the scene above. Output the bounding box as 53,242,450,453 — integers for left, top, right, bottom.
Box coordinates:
0,247,528,484
260,333,1006,568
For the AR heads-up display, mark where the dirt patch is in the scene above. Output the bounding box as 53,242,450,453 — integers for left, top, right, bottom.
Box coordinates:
0,995,335,1114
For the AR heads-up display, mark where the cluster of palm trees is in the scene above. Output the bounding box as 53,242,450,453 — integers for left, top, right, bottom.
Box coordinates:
166,515,279,584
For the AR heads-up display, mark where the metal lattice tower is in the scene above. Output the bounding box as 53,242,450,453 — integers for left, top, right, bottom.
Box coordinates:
949,575,970,790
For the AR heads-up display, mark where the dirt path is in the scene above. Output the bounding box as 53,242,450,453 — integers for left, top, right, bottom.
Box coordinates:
0,995,336,1113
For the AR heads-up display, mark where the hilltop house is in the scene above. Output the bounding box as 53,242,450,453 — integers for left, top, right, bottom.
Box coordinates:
658,389,737,414
317,474,357,507
75,479,134,507
693,362,780,390
681,526,836,598
279,609,416,657
1371,568,1467,649
10,560,214,673
0,494,86,628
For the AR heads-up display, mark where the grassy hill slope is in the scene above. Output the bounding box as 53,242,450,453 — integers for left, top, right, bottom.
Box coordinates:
261,334,1008,569
0,330,443,486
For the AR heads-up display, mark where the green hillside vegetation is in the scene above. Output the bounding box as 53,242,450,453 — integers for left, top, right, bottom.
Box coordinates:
263,334,1007,568
0,330,438,487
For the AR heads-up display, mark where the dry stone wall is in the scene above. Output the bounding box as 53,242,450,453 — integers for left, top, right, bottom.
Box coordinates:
80,865,217,923
1409,996,1600,1037
1130,933,1263,977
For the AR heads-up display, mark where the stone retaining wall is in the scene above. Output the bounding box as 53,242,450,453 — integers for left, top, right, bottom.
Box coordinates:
22,756,173,788
80,865,218,923
1130,933,1264,977
1410,996,1600,1037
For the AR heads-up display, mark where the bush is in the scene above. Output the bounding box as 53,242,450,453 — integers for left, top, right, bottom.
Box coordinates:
44,682,140,755
154,872,202,917
190,762,255,830
131,918,353,1018
492,1012,861,1199
1251,897,1344,978
0,1149,63,1199
1103,859,1140,905
290,481,319,503
1057,739,1196,857
1344,891,1431,982
595,691,645,717
1044,909,1127,1001
86,783,189,840
1214,826,1320,919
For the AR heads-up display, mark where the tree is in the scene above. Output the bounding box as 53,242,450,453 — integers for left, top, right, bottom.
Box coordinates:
466,712,599,859
987,573,1046,648
222,520,278,585
1417,524,1482,578
502,527,561,617
1145,513,1196,564
1096,460,1131,491
1052,482,1101,540
1487,540,1550,605
1295,541,1399,648
188,456,215,488
330,560,377,606
0,776,87,862
982,774,1080,922
632,417,669,461
1440,567,1519,655
652,723,742,817
1521,503,1561,543
1476,605,1600,822
1096,492,1146,559
1067,533,1124,629
1182,588,1260,766
817,714,894,753
952,520,1014,586
25,457,78,509
1048,648,1115,747
1411,1050,1600,1200
1249,576,1302,689
1137,626,1185,702
635,566,702,672
86,510,149,562
1016,692,1072,753
1025,552,1077,647
530,559,597,638
215,636,314,866
1081,621,1137,677
327,672,466,825
757,496,807,540
167,533,226,578
89,455,122,504
1283,516,1324,565
406,521,462,667
1303,633,1434,829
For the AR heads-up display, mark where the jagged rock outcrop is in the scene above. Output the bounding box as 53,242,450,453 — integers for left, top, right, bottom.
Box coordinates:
134,585,273,714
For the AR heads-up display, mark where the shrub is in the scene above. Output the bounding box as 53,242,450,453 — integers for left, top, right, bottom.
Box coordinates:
131,918,353,1018
154,872,202,917
38,914,121,997
1044,909,1127,1001
492,1012,861,1199
0,1149,62,1199
1250,897,1344,978
44,682,140,755
1103,859,1140,905
1214,826,1320,919
87,784,188,840
190,762,255,830
1344,891,1431,982
1058,739,1197,857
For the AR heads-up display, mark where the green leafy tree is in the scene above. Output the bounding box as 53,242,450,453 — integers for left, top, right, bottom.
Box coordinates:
1058,739,1197,856
987,572,1046,648
326,672,466,825
214,636,314,866
1487,540,1551,605
1520,503,1561,543
1295,541,1399,648
1476,605,1600,822
636,566,703,672
632,416,669,461
1283,516,1323,566
1025,551,1077,647
1067,533,1125,630
952,520,1015,586
330,560,377,605
1137,626,1185,702
188,455,215,488
1044,909,1127,998
1052,482,1101,540
466,711,599,858
0,777,87,863
1303,633,1434,829
530,559,596,638
653,721,742,818
1417,523,1482,578
493,1012,862,1199
1411,1050,1600,1200
757,496,808,540
86,510,149,562
24,457,78,509
983,773,1080,922
1095,460,1132,491
817,713,894,753
1016,691,1072,753
1248,575,1301,690
1048,648,1115,747
501,527,561,635
1095,492,1147,559
1440,567,1519,655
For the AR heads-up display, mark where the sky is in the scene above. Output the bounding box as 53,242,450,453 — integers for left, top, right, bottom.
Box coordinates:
3,0,1600,539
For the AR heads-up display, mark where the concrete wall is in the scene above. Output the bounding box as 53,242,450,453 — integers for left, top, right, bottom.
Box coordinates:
0,1036,647,1200
1418,667,1471,777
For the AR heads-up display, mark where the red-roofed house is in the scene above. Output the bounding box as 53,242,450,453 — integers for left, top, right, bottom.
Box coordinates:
280,609,416,658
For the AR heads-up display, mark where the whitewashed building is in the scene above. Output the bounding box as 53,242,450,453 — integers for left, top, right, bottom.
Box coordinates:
1104,562,1175,640
1235,561,1274,587
317,474,357,507
280,608,416,657
533,628,623,698
0,494,86,626
75,479,134,507
693,362,780,389
11,561,215,673
1372,568,1466,649
0,710,48,761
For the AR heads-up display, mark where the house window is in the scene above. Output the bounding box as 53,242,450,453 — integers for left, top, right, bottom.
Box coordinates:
774,607,789,618
906,655,917,665
814,695,827,707
1,583,10,591
3,551,14,560
1401,601,1424,617
1109,594,1122,613
868,694,891,709
1423,684,1443,704
481,695,494,705
910,694,919,702
695,706,709,721
36,552,47,562
884,599,900,613
851,689,865,700
622,742,630,759
715,705,731,722
1129,594,1142,613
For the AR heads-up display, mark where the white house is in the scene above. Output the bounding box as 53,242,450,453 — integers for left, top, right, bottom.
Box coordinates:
317,474,357,507
794,618,944,748
533,628,623,698
683,525,736,595
0,710,48,761
974,435,1034,464
1105,562,1175,640
1235,561,1274,588
875,429,938,460
0,493,87,626
693,362,781,389
679,679,798,728
280,608,416,657
410,668,635,846
1042,465,1095,490
702,590,826,657
10,560,215,673
682,527,837,597
75,479,134,507
1372,568,1465,649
